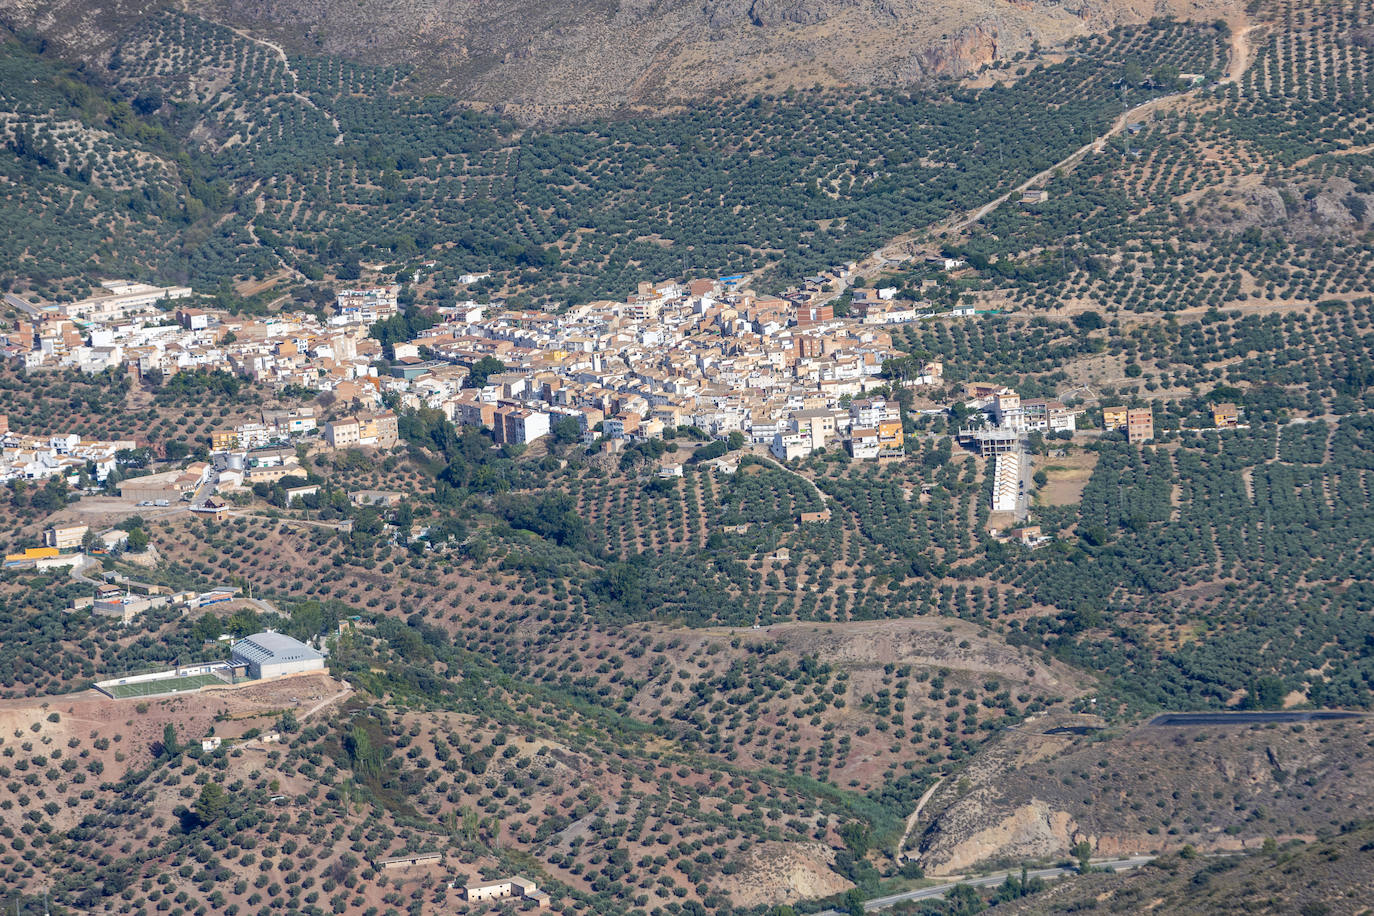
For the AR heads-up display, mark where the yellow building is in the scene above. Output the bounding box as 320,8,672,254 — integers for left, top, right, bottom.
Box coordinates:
4,547,60,565
1212,403,1240,428
212,429,240,451
877,418,904,452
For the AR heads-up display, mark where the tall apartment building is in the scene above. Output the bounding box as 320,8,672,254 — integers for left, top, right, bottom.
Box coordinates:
1126,408,1154,443
1101,405,1153,442
992,389,1024,430
324,412,398,449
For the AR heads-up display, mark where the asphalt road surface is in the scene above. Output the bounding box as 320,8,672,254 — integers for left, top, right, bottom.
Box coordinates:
1148,710,1364,727
3,292,42,317
813,857,1155,914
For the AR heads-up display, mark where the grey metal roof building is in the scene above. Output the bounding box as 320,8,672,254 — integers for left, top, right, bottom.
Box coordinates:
232,632,325,679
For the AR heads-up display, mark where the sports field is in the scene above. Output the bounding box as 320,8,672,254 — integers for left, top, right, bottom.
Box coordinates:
103,673,223,699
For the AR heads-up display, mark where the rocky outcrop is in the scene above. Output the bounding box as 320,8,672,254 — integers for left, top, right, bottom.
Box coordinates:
1194,177,1372,238
926,799,1081,874
1308,190,1357,229
915,716,1374,876
1246,185,1290,224
712,841,852,907
743,0,846,27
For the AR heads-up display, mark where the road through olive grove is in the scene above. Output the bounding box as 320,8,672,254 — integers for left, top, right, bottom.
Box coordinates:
861,17,1259,269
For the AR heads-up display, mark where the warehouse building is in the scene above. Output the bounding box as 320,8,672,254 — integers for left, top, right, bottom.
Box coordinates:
231,632,325,679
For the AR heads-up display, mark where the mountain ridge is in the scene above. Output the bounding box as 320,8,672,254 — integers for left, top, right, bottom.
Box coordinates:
0,0,1240,121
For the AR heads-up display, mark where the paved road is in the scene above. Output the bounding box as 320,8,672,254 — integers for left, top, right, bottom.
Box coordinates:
3,292,43,317
190,468,219,508
1148,710,1365,727
69,554,104,586
813,857,1155,915
1015,439,1036,523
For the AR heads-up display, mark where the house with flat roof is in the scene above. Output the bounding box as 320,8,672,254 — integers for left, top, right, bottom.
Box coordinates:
461,876,548,908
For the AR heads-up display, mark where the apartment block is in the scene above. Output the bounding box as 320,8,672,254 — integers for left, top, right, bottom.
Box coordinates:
771,431,813,462
45,524,89,551
211,429,240,452
1126,408,1154,443
849,427,881,459
992,389,1024,430
324,418,361,449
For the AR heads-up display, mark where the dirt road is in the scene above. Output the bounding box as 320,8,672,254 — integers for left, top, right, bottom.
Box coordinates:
865,17,1259,266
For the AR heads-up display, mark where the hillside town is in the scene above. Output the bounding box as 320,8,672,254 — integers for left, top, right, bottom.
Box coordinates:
3,276,953,463
1,271,1238,537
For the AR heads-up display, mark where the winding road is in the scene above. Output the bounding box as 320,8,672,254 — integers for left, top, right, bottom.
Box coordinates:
813,856,1156,915
222,24,345,145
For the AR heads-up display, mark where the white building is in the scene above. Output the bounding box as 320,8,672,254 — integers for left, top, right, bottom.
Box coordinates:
232,632,325,679
992,389,1024,430
61,282,192,322
332,287,400,325
771,431,812,462
992,452,1020,512
848,427,881,459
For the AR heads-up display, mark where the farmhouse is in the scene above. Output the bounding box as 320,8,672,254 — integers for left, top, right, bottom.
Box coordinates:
461,876,549,907
376,852,442,871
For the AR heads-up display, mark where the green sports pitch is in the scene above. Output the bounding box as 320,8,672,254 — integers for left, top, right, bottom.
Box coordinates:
103,673,224,699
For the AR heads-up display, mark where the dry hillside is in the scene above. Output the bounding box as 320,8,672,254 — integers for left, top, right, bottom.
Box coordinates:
0,0,1239,119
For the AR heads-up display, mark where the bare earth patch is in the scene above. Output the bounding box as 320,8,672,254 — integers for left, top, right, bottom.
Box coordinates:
1038,452,1099,507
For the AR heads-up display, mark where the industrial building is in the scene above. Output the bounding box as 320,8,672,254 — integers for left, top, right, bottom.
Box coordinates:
231,632,325,679
117,462,210,502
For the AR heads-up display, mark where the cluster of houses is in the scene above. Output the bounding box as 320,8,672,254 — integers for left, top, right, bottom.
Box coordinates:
73,579,239,625
359,279,952,455
2,277,935,454
958,384,1082,456
4,276,1248,521
3,282,397,407
0,414,133,485
768,395,911,461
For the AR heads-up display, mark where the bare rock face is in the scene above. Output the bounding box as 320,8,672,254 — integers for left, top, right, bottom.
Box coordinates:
711,841,852,907
1247,185,1290,224
914,717,1374,876
742,0,838,27
1308,190,1356,228
920,798,1084,874
1194,177,1370,238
